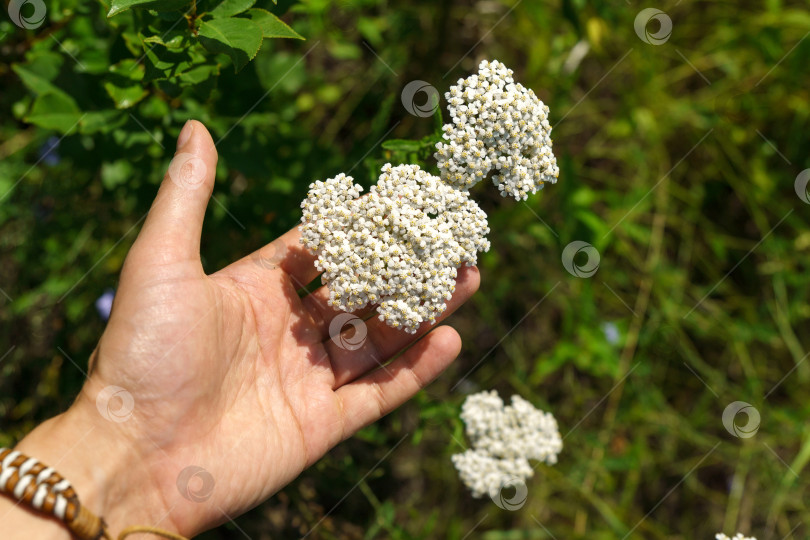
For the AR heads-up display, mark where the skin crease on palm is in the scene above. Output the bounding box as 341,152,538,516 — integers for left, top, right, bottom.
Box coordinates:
0,120,480,538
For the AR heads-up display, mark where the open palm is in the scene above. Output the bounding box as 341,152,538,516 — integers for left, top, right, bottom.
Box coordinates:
71,121,479,537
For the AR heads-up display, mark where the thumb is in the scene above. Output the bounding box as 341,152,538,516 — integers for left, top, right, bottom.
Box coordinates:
130,120,218,266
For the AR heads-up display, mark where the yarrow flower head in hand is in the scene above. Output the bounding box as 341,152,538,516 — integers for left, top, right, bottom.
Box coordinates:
300,164,490,333
716,534,757,540
435,59,559,200
299,59,556,332
451,390,562,498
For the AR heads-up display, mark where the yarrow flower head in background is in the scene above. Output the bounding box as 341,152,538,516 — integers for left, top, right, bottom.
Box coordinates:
300,164,490,333
435,59,559,200
451,390,562,498
715,534,757,540
299,59,556,332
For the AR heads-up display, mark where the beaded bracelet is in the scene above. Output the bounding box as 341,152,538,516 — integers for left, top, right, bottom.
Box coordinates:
0,447,187,540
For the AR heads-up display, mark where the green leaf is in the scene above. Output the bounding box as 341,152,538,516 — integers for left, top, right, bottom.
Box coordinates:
432,105,444,135
245,8,303,39
101,160,133,189
109,58,145,81
138,96,171,119
113,125,155,148
79,110,127,134
12,51,64,96
122,31,144,56
104,81,149,109
108,0,191,17
142,30,186,49
381,139,423,152
104,59,148,109
418,131,442,146
12,64,63,96
25,92,83,133
198,17,263,72
21,50,63,80
210,0,256,18
178,62,220,85
142,46,193,82
357,16,383,46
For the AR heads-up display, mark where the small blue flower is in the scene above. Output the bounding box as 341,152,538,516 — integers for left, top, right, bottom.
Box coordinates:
601,321,620,345
38,136,61,167
95,289,115,321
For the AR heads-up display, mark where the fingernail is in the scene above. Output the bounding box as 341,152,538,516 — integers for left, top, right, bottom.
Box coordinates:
176,120,193,150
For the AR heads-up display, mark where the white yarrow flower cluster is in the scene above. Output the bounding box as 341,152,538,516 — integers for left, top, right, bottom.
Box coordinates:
435,59,559,200
300,164,490,333
716,534,757,540
452,391,562,498
300,60,556,332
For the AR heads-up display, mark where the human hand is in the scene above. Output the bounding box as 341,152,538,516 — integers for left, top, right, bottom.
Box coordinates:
3,120,479,538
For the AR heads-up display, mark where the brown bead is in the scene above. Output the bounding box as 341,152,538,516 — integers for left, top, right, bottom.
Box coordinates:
41,491,57,513
3,471,19,493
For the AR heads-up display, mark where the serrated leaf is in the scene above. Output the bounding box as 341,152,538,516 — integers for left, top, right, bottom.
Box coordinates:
198,17,263,72
245,8,303,39
210,0,255,18
108,0,191,17
25,93,83,133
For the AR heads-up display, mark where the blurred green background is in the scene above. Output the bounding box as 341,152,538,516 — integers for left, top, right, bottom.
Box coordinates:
1,0,809,538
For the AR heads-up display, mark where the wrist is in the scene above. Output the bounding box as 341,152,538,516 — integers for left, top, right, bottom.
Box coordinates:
2,386,179,538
